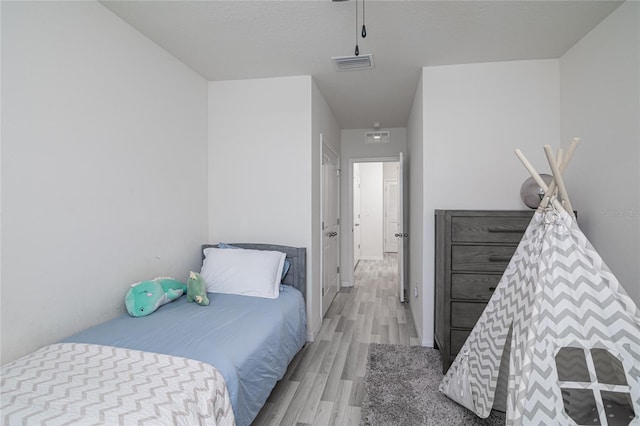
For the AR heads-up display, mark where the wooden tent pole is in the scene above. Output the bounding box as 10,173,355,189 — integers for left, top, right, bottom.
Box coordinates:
515,149,548,190
514,149,564,212
552,148,564,201
556,148,564,169
540,138,580,209
544,145,575,218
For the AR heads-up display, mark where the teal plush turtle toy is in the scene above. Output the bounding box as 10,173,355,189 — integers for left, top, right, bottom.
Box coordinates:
186,271,209,306
125,277,187,317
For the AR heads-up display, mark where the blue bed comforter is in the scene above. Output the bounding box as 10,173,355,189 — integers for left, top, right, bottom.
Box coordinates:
62,285,306,426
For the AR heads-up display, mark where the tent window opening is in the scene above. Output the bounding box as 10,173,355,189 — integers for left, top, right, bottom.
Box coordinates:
556,347,635,426
592,348,629,386
560,388,600,425
556,347,590,382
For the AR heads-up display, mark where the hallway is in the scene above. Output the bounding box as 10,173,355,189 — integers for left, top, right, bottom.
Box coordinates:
253,254,419,425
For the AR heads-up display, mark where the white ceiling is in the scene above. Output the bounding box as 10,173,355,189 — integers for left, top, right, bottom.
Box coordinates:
101,0,622,129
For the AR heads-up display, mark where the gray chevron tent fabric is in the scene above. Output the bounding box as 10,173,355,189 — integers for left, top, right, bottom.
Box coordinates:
440,207,640,425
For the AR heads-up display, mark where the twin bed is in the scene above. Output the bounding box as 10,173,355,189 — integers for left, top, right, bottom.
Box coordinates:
1,244,307,426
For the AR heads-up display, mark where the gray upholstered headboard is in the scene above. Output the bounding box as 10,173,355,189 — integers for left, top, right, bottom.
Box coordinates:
201,243,307,300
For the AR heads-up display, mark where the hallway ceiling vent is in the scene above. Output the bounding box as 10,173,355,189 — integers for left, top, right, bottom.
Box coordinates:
332,54,374,71
365,131,390,144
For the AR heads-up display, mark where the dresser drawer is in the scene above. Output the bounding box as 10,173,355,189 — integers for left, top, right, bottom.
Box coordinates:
452,245,517,272
451,302,486,328
451,273,501,300
451,329,471,354
451,216,530,243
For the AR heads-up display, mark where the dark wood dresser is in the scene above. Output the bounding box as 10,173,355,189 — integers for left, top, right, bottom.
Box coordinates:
434,209,534,373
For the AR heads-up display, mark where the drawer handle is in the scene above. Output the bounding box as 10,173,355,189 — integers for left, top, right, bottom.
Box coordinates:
489,287,496,291
489,256,511,262
487,227,526,233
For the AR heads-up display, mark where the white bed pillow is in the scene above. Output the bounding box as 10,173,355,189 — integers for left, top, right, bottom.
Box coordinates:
201,247,286,299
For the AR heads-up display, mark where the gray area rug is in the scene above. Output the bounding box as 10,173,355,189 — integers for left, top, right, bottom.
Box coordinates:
361,344,506,426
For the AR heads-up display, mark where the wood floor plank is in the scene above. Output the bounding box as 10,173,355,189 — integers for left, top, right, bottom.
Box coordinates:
348,376,366,407
361,307,374,344
345,406,362,426
379,324,389,344
305,339,331,375
297,372,329,424
312,401,334,426
257,381,299,425
318,335,341,375
328,380,353,426
350,312,366,345
289,341,322,382
370,313,379,336
279,372,317,426
280,343,311,383
354,342,369,378
398,318,409,345
320,339,350,402
388,316,400,344
316,316,338,341
340,339,360,380
251,403,274,426
253,254,417,426
397,305,407,324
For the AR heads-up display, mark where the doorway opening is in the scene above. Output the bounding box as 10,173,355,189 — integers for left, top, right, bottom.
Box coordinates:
351,158,405,301
353,161,399,267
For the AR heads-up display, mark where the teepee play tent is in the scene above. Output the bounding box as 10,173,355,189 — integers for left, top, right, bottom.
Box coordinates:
440,139,640,425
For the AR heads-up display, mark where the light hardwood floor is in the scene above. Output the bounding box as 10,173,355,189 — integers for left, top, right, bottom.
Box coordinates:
253,254,419,426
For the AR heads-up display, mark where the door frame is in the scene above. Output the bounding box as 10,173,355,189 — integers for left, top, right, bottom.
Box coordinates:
353,164,362,270
346,156,400,288
383,178,399,253
320,135,340,316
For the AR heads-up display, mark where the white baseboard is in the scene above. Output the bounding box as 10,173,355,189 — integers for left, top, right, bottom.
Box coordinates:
306,330,316,342
341,280,353,288
359,255,384,261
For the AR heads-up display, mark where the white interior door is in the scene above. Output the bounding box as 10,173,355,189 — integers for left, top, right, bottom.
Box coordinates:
384,179,399,253
322,142,340,316
397,152,407,303
353,165,361,269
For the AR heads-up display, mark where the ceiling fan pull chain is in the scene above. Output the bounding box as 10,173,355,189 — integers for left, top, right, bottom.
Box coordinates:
354,0,359,56
361,0,367,38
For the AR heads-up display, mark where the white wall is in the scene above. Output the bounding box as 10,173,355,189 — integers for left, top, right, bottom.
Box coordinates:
209,75,337,340
421,59,561,346
383,162,399,182
341,128,408,160
358,163,384,260
311,78,341,338
560,0,640,305
407,74,424,344
1,1,209,363
340,128,407,285
208,76,311,245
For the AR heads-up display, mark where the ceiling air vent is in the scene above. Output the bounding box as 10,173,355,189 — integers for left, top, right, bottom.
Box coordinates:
365,131,390,144
332,54,374,71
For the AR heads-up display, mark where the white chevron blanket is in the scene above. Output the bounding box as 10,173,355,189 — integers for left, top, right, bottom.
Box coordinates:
1,343,235,426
